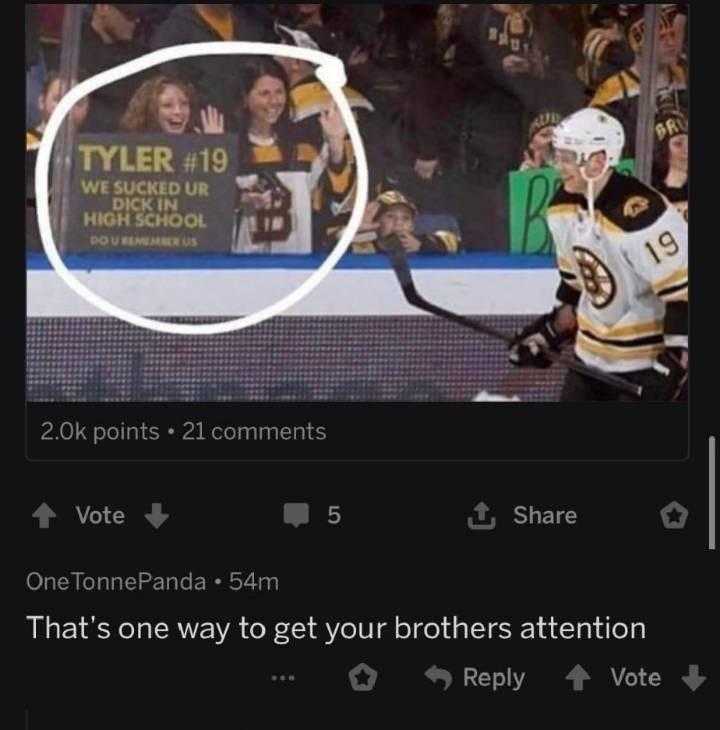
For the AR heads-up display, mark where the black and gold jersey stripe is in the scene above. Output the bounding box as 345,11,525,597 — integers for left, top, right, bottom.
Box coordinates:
291,81,374,124
550,172,669,235
577,309,666,362
653,268,688,303
577,333,665,362
244,141,353,205
591,64,687,107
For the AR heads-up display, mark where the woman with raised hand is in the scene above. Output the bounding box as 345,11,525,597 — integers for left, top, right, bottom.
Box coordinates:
233,57,353,254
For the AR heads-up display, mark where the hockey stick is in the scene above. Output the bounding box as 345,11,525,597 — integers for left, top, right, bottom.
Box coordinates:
383,243,643,399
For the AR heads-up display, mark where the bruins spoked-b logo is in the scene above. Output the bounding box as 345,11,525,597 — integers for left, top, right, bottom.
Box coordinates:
573,247,616,309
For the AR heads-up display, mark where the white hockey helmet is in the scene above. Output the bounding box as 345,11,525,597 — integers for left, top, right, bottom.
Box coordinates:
552,108,626,171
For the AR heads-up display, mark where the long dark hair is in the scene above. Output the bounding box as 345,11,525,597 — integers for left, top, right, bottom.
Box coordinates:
236,57,297,168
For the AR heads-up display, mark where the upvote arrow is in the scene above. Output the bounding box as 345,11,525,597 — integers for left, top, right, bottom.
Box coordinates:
681,665,707,693
145,503,169,530
566,665,591,692
32,503,56,529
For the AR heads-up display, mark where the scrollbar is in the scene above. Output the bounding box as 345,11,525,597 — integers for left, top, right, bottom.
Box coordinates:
710,437,716,551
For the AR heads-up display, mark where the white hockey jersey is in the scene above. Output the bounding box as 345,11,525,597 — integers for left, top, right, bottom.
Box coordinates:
549,171,688,373
233,140,353,255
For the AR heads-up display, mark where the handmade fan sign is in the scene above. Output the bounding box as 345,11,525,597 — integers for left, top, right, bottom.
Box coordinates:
35,42,369,336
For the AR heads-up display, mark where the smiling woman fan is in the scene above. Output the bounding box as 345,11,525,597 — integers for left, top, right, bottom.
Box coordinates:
232,57,354,254
120,74,226,135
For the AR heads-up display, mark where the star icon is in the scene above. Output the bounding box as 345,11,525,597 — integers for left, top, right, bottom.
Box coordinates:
356,670,372,686
660,501,689,530
667,509,683,525
349,663,378,692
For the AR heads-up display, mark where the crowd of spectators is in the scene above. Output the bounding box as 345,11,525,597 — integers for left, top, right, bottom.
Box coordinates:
26,3,689,255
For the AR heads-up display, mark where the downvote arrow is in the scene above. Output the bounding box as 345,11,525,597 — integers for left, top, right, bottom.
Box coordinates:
681,665,707,692
145,503,169,530
566,665,591,692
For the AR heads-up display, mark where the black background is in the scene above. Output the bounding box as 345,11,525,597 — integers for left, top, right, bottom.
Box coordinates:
17,2,716,725
20,457,715,724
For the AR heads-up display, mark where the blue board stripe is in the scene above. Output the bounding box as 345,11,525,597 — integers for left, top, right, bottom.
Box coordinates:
27,252,556,272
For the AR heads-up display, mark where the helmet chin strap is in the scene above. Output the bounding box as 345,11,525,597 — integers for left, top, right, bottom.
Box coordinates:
580,156,610,224
585,176,596,222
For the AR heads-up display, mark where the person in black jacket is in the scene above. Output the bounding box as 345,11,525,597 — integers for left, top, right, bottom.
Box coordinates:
150,4,273,124
590,5,688,158
26,4,44,129
80,4,152,133
579,5,635,94
26,74,91,252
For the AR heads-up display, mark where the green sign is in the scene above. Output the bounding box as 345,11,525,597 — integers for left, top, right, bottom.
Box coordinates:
509,160,635,255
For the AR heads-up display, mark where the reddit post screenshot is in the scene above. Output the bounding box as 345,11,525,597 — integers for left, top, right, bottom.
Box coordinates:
19,2,714,725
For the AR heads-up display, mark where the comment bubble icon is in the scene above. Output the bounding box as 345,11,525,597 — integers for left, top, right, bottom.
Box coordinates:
283,503,310,529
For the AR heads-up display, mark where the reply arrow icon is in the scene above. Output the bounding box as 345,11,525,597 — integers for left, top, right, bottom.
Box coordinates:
425,665,453,691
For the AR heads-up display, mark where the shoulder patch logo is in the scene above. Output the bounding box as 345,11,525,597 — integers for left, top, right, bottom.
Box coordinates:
624,196,650,219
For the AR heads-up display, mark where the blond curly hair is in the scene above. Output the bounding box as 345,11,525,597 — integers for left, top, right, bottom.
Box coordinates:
120,76,197,133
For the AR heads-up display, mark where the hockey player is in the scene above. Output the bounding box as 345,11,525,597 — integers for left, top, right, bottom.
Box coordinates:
509,108,688,402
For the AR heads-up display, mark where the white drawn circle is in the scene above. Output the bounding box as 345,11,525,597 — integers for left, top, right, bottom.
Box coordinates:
35,42,369,336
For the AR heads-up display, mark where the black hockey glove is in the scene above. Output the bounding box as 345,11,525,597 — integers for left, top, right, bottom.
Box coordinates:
641,349,688,402
509,311,567,369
